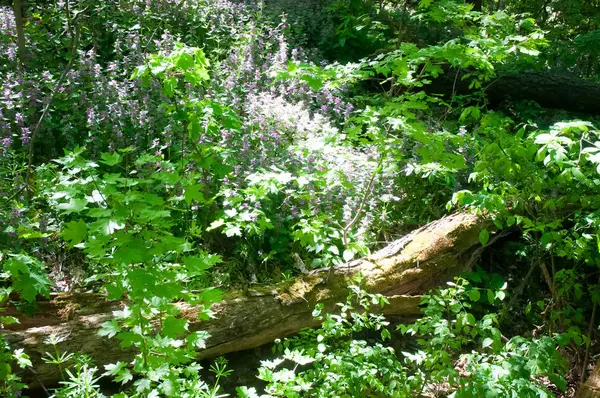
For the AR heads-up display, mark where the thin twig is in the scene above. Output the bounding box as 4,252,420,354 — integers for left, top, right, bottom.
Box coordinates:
25,10,86,194
342,158,383,248
467,228,512,268
28,367,50,397
581,275,600,384
437,67,462,124
539,259,556,334
500,257,538,323
481,74,503,94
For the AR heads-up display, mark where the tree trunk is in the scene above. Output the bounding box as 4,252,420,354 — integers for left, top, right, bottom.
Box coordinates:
577,361,600,398
12,0,26,65
2,212,491,388
429,70,600,115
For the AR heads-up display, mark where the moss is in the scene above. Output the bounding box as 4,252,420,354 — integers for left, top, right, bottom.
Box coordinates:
50,292,116,320
245,286,280,297
52,292,103,306
57,302,80,321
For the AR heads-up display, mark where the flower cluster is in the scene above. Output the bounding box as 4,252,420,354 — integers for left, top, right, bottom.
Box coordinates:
0,0,405,272
0,7,17,62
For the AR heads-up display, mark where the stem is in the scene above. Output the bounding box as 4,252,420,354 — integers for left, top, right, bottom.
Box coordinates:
342,169,379,247
581,275,600,384
26,15,84,194
54,345,66,380
550,254,561,331
90,172,110,208
27,367,50,397
342,150,385,248
138,311,148,368
500,257,538,323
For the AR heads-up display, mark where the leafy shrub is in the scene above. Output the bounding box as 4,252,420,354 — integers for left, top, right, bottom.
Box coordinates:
251,276,411,397
245,275,574,398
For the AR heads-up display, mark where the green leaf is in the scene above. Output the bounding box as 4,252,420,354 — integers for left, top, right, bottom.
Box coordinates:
541,232,552,246
162,316,188,338
13,349,32,368
99,320,120,338
196,288,224,306
184,184,205,205
183,255,214,275
479,229,490,246
301,75,323,91
184,71,199,86
163,77,177,98
482,337,494,349
224,208,237,218
160,379,176,396
12,274,48,302
572,167,586,182
287,62,298,74
134,378,152,394
519,46,540,56
104,361,127,376
4,255,29,276
549,374,567,392
207,219,225,231
468,289,481,302
465,313,476,325
61,219,87,245
102,219,125,235
0,316,18,326
3,254,51,302
105,283,126,300
113,238,147,264
100,152,123,166
176,52,194,70
236,386,261,398
224,225,242,237
115,368,133,384
57,198,88,214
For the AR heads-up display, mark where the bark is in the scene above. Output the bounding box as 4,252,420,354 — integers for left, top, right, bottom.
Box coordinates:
577,360,600,398
2,212,491,388
13,0,26,65
429,70,600,115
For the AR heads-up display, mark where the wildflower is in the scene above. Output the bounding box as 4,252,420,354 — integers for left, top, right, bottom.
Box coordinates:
1,135,12,152
20,127,30,145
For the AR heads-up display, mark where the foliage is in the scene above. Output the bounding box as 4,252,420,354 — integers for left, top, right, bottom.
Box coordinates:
42,145,226,396
0,289,29,398
245,274,573,397
254,276,409,397
0,0,599,396
503,0,600,79
449,119,600,334
399,275,573,397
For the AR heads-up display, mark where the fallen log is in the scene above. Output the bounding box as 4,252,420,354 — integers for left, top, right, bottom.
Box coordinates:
577,360,600,398
428,70,600,115
2,212,491,388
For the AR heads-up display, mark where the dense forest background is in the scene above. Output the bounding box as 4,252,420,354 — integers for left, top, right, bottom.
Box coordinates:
1,0,600,397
